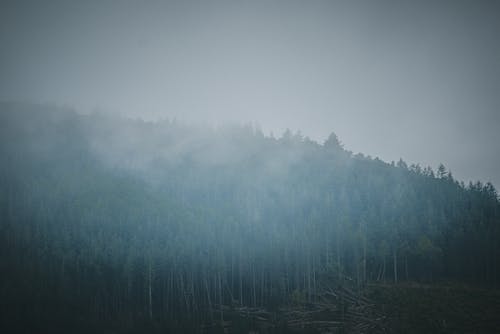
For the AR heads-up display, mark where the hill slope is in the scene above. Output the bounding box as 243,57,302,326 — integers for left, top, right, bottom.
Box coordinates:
1,102,499,333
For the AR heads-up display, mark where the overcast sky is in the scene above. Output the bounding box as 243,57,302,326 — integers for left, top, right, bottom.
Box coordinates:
1,0,499,187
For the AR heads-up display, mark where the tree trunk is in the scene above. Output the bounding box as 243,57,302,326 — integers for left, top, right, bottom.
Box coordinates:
148,259,153,320
218,273,223,322
363,235,367,284
393,250,398,284
405,256,408,281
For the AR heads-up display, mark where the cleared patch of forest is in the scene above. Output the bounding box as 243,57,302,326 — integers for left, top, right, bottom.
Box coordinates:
202,282,500,333
368,282,500,334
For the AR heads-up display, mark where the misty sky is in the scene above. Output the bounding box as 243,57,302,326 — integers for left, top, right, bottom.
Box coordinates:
1,0,499,187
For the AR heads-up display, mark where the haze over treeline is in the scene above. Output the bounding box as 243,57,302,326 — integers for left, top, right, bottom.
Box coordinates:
1,103,499,332
1,0,500,187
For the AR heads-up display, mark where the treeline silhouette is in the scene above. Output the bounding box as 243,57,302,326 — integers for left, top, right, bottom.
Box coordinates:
1,103,499,333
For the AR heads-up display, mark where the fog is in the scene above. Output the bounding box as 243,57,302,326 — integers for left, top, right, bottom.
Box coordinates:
1,0,499,187
2,100,500,333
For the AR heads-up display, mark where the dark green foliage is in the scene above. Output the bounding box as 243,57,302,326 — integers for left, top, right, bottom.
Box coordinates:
0,102,499,332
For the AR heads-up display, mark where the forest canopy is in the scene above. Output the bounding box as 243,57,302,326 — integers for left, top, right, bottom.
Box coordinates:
1,102,499,332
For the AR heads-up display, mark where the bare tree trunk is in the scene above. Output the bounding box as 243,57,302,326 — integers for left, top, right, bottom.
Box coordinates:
252,264,256,307
239,247,243,306
337,232,342,282
204,276,213,322
148,259,153,320
393,250,398,284
218,272,223,323
260,268,265,306
307,253,311,302
363,235,367,284
382,256,386,282
405,256,408,281
325,237,330,268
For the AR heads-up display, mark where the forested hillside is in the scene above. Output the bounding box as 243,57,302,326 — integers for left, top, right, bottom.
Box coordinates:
1,102,499,333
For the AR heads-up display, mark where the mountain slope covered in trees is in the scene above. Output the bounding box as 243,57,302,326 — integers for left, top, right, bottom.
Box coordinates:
1,102,499,333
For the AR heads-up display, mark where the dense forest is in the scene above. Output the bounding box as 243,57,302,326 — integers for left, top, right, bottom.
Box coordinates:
1,102,499,333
